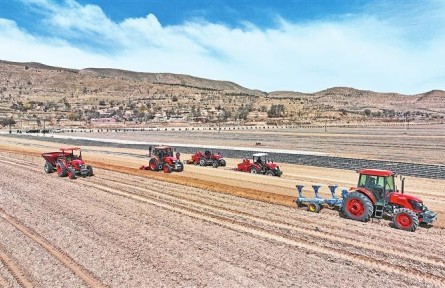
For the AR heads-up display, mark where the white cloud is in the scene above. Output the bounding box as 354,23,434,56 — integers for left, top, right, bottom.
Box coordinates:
2,0,445,94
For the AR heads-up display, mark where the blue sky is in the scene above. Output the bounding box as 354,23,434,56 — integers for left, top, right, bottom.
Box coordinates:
0,0,444,94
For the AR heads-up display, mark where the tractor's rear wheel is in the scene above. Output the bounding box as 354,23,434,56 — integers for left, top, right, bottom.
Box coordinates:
149,159,159,171
44,162,54,173
393,208,419,232
86,165,94,176
199,158,206,166
308,203,321,213
250,166,259,174
342,192,373,222
56,161,68,177
68,167,76,179
212,161,219,168
219,159,226,167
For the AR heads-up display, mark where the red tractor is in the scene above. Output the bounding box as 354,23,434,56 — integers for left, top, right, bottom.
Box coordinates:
140,146,184,173
342,169,437,231
42,147,94,179
187,150,226,168
235,153,282,177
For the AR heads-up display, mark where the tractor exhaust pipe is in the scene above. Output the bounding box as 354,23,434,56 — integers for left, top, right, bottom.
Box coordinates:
401,177,405,194
148,146,152,157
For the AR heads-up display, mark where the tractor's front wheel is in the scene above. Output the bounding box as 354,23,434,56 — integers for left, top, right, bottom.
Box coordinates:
56,161,68,177
86,165,94,176
149,159,159,171
342,192,373,222
219,159,226,167
163,164,172,173
176,162,184,172
212,161,219,168
68,167,76,179
199,158,206,166
393,208,419,232
44,162,54,173
266,170,274,176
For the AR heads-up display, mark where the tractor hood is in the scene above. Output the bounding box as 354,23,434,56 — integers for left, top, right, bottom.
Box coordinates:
266,163,279,169
165,156,179,164
71,159,85,170
390,192,422,203
389,192,424,212
213,154,222,160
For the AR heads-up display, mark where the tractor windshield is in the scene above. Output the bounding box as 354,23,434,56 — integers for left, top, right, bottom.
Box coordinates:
358,174,388,200
385,175,395,192
155,147,173,157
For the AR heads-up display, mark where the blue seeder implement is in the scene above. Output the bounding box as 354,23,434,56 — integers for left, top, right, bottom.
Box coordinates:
294,184,349,213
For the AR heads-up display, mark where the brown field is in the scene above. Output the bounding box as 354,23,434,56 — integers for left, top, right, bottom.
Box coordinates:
64,123,445,164
0,126,444,287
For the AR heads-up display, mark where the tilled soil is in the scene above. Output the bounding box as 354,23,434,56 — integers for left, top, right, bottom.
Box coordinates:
1,151,445,287
64,124,445,164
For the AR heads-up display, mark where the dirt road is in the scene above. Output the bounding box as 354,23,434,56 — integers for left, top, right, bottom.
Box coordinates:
1,149,445,287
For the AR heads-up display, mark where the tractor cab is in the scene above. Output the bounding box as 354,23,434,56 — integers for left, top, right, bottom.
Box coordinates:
152,146,174,158
357,169,395,204
60,147,82,161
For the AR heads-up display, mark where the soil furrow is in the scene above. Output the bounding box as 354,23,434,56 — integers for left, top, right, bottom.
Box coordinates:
0,243,36,288
92,173,445,268
2,154,443,273
0,209,107,288
79,179,444,286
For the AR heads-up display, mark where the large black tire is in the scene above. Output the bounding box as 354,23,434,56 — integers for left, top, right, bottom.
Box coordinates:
219,159,226,167
68,167,76,179
149,158,159,171
266,170,274,176
163,164,172,173
56,161,68,177
44,162,54,173
212,161,219,168
250,166,259,174
86,165,94,176
393,208,419,232
176,162,184,172
342,191,373,222
199,157,206,166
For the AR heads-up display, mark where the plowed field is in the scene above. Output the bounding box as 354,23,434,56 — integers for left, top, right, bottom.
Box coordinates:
0,136,444,287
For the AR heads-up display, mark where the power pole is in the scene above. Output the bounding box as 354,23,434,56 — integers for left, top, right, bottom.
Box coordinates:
9,116,13,134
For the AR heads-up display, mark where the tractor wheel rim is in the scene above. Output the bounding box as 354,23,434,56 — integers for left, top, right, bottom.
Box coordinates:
347,199,365,216
309,204,316,212
56,165,61,174
150,162,156,169
396,213,412,228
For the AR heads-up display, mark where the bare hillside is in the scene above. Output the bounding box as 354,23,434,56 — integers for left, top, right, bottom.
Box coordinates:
0,59,444,126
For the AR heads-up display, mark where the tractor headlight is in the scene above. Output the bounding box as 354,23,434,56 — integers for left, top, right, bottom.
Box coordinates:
408,199,423,211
